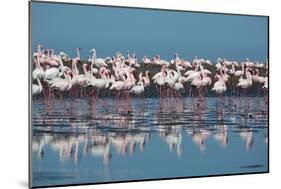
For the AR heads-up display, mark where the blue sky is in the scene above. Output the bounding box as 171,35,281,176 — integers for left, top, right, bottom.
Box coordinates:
31,2,268,62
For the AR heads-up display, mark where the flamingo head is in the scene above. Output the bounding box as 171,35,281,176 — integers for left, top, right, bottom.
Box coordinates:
214,74,220,80
248,69,253,75
83,64,88,70
72,57,81,64
105,57,112,64
90,48,96,53
37,44,43,49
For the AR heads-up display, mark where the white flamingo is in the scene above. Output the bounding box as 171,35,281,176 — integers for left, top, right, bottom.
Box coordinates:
32,55,45,80
234,63,245,77
252,69,265,84
89,49,110,68
236,68,252,89
44,53,68,83
142,70,150,87
129,79,144,95
143,56,151,64
212,74,227,94
32,77,43,95
201,73,212,88
88,70,109,93
50,70,73,92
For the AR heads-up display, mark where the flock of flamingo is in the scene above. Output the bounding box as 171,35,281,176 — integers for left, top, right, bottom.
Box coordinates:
32,45,268,109
32,45,268,166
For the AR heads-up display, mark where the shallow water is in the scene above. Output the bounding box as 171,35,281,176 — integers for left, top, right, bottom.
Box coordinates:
31,97,268,187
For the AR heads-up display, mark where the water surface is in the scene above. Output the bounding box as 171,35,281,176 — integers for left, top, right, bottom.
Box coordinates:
32,97,268,187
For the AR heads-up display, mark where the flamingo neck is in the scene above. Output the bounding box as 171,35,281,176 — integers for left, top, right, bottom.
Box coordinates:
59,55,65,69
36,56,41,69
72,60,79,75
176,64,182,77
256,70,259,76
83,66,88,76
139,73,143,82
145,72,149,81
246,71,252,84
76,48,80,60
91,50,96,66
37,77,42,91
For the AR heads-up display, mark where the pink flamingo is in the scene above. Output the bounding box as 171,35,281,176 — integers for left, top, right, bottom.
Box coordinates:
142,56,151,64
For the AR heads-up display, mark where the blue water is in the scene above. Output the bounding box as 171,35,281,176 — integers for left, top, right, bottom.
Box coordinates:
31,97,268,187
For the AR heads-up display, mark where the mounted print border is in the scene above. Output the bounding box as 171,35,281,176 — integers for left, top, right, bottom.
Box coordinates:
29,1,269,188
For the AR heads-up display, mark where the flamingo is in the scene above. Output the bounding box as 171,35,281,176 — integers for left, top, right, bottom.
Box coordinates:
190,74,203,91
252,69,265,84
87,68,109,98
129,79,144,96
229,62,236,75
165,69,179,89
110,78,125,92
236,67,253,89
152,66,168,96
44,53,68,83
76,64,89,87
180,59,192,68
142,71,150,87
89,49,110,68
212,74,227,94
201,72,212,96
142,56,151,64
50,70,72,92
234,63,245,77
172,82,184,92
244,58,255,67
69,48,82,88
152,55,170,66
32,55,45,80
184,62,210,81
32,77,43,96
